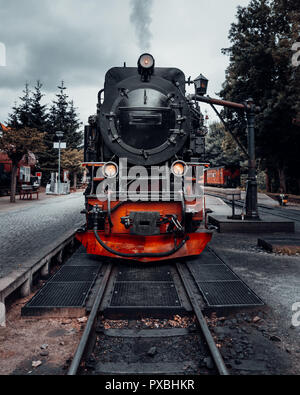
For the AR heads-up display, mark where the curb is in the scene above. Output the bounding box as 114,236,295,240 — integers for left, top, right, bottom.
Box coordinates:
0,228,80,327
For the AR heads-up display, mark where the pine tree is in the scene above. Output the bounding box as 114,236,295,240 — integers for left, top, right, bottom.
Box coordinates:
54,81,68,131
30,81,48,131
30,81,50,180
7,83,33,129
18,82,33,128
40,104,60,180
5,80,83,185
7,101,20,128
51,82,83,149
66,100,83,149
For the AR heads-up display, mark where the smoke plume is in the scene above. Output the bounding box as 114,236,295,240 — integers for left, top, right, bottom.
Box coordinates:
130,0,154,51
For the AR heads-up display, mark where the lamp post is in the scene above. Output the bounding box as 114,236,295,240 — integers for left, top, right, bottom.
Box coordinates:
244,99,259,219
56,131,64,194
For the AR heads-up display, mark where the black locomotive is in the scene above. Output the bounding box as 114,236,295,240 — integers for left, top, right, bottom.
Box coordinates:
84,53,206,166
78,54,212,263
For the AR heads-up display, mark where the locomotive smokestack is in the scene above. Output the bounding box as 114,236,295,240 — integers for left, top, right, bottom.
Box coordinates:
130,0,154,51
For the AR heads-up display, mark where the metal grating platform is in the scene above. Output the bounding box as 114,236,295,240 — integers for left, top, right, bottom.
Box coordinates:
50,266,99,282
116,265,172,282
23,282,93,308
187,248,264,308
189,264,238,282
22,252,101,316
110,282,181,307
186,250,224,265
197,281,264,307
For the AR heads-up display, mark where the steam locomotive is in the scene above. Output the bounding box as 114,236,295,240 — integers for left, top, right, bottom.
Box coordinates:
77,54,212,262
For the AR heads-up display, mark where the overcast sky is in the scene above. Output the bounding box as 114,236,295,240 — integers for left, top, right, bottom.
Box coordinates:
0,0,251,128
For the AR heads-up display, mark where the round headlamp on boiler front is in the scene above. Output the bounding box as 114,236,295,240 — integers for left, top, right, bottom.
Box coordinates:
138,53,155,78
171,161,188,177
102,162,118,178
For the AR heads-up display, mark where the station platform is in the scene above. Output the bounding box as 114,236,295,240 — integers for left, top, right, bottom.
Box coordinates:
205,195,295,233
205,195,232,216
208,214,295,233
205,187,280,208
258,237,300,254
0,192,84,326
241,191,280,208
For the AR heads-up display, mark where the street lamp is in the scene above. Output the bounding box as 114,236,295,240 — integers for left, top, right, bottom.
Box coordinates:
56,131,64,194
194,74,209,96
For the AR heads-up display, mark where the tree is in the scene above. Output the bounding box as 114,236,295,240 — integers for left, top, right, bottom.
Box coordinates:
205,122,226,167
7,83,33,129
66,100,83,149
6,81,83,185
206,121,245,167
30,81,48,131
17,83,33,128
40,104,60,180
7,81,48,131
0,127,45,202
40,82,83,182
51,82,83,149
29,81,50,180
60,149,84,189
7,102,20,129
220,0,300,193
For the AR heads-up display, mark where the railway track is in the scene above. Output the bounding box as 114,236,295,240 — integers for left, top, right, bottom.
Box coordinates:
67,260,229,376
209,193,300,223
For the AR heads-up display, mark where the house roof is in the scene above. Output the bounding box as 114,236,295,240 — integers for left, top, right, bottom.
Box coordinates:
0,123,9,131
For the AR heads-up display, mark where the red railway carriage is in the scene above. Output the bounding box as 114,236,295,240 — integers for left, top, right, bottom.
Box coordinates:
204,166,240,188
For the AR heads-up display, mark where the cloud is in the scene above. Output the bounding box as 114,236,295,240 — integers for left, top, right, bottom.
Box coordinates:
0,0,251,126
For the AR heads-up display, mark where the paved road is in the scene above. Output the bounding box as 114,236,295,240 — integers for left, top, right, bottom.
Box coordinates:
0,193,84,278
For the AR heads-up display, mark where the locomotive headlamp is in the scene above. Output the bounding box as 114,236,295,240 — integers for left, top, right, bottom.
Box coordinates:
138,53,154,69
103,162,118,178
171,161,187,177
138,54,155,80
194,74,209,96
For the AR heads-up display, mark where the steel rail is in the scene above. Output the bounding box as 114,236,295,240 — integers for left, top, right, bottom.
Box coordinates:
176,263,229,376
67,264,113,375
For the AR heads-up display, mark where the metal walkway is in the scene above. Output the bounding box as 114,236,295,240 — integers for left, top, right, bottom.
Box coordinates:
21,247,101,317
186,248,264,308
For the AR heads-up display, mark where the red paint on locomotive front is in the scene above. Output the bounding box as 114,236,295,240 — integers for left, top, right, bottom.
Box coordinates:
76,229,212,263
